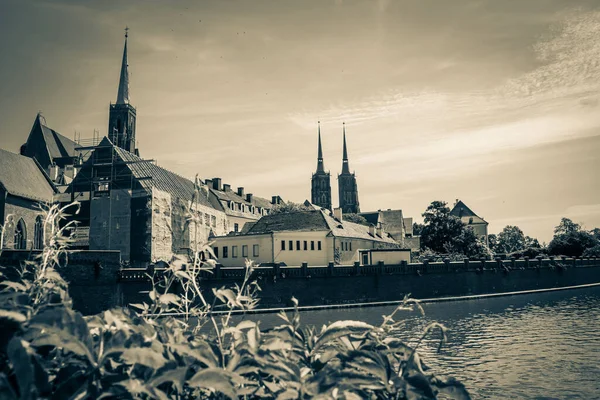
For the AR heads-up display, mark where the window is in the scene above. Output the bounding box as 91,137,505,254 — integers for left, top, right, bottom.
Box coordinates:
296,240,300,250
205,214,210,225
211,215,216,227
223,246,229,258
242,245,248,257
281,240,286,251
318,241,322,251
349,242,352,251
311,241,315,251
232,246,238,258
14,219,27,250
253,244,259,257
303,241,307,250
199,212,204,225
289,240,293,251
213,247,219,258
234,223,239,232
33,216,44,250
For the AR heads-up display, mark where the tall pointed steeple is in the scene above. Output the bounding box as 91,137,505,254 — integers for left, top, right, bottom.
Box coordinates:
316,121,325,173
116,27,130,105
311,121,332,210
338,122,360,213
108,27,137,154
341,122,350,174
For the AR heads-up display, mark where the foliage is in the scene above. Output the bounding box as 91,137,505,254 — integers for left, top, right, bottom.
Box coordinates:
271,201,313,214
419,201,486,258
0,205,471,399
548,218,598,257
490,226,540,255
342,213,369,226
413,223,425,237
582,245,600,258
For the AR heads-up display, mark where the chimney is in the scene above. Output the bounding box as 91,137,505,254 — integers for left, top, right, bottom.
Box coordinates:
333,207,343,221
272,196,281,205
237,187,245,197
212,178,222,191
205,178,213,188
376,223,383,237
246,193,253,202
48,164,59,181
223,184,231,192
369,224,376,236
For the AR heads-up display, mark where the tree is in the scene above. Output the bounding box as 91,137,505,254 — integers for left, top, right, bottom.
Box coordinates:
548,218,598,257
419,200,484,257
494,225,526,254
420,201,464,253
342,213,369,225
554,218,581,235
413,222,425,236
487,233,498,252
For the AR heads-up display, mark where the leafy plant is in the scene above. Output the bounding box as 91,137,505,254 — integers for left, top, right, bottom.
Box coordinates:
0,204,471,399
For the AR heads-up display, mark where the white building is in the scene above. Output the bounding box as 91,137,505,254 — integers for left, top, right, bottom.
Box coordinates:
211,208,399,267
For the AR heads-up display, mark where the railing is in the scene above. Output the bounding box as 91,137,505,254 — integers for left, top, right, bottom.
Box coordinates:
117,257,600,282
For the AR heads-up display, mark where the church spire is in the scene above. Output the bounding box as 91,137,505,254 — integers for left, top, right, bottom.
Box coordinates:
116,27,130,105
316,121,325,173
341,122,350,174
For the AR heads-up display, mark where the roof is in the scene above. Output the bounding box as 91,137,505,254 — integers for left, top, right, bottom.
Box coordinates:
0,149,56,202
26,114,79,160
245,209,397,244
360,212,379,226
73,137,216,209
450,200,488,224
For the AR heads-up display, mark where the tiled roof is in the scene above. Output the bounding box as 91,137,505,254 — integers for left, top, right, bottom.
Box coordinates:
247,210,328,234
450,200,487,223
324,212,397,244
40,124,78,159
0,149,56,202
245,209,397,244
97,138,215,209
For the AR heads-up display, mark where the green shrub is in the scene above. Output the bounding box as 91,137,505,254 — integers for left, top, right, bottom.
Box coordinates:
0,205,470,399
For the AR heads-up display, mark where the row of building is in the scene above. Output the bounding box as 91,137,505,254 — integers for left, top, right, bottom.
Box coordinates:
0,30,488,267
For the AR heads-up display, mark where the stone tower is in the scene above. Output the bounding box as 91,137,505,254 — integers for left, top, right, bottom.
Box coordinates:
311,122,332,210
108,27,137,154
338,123,360,213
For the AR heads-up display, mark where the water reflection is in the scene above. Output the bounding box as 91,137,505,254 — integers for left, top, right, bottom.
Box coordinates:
235,287,600,399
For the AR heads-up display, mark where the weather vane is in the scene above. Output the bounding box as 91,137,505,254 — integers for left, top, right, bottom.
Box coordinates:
125,26,129,38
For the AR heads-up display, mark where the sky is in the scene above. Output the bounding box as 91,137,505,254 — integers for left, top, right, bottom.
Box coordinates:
1,0,599,243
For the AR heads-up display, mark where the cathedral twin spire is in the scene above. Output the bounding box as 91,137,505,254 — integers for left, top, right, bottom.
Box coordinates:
311,122,360,213
116,27,130,105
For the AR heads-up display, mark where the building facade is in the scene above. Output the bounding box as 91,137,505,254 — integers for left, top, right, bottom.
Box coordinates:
211,209,399,267
311,122,332,210
0,149,57,250
450,199,489,245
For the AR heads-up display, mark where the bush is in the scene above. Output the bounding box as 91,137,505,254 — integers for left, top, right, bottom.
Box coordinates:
582,245,600,258
0,205,470,399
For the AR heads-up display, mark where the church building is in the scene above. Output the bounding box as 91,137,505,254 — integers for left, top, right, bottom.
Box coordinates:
310,122,332,210
338,123,360,213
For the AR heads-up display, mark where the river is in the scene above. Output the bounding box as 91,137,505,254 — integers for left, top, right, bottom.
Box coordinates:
234,286,600,399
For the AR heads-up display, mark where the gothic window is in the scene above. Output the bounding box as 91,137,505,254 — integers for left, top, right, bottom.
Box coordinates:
234,223,239,233
33,216,44,250
14,219,27,250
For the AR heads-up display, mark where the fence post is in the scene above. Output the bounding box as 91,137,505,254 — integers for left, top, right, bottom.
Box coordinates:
510,257,516,270
353,261,360,276
328,262,335,276
215,263,222,279
301,262,308,277
444,257,451,272
463,258,469,271
524,256,530,269
273,263,280,277
377,260,384,275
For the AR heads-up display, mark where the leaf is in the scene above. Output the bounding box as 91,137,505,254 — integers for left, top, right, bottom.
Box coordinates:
169,343,219,368
158,293,180,305
148,367,189,393
121,348,167,370
30,329,95,366
312,320,376,353
0,310,26,323
212,288,238,306
7,338,33,400
277,388,300,400
0,281,27,292
431,377,472,400
187,368,238,399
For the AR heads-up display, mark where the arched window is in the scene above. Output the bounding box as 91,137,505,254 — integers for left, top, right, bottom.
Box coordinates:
14,218,27,250
34,216,44,250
